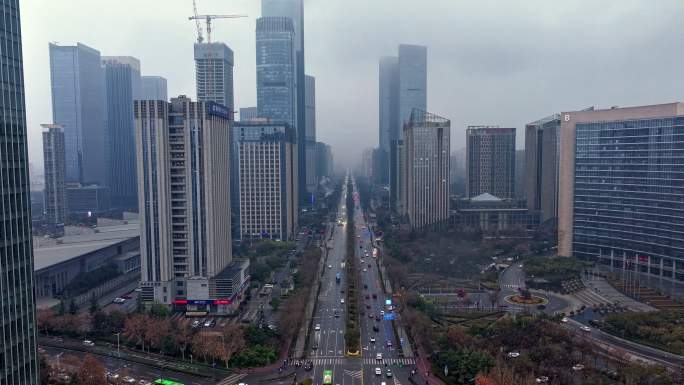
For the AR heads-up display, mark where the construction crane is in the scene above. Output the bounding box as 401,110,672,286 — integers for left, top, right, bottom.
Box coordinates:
191,0,204,43
188,14,247,44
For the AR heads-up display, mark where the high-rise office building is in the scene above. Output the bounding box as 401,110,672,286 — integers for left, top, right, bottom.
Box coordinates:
305,75,317,194
401,110,450,229
398,45,427,137
390,139,406,215
256,17,297,127
1,0,39,382
233,121,298,240
379,56,399,153
239,107,258,121
135,96,233,310
316,141,333,178
525,114,561,222
140,76,167,101
42,124,66,235
558,104,684,287
103,56,141,210
466,126,516,199
515,149,526,200
49,42,107,185
262,0,307,204
194,43,235,117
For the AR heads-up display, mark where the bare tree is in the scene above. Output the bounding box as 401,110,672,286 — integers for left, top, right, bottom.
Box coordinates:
75,354,106,385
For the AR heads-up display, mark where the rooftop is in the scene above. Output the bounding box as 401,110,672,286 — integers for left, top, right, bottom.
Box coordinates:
34,222,140,271
471,193,502,202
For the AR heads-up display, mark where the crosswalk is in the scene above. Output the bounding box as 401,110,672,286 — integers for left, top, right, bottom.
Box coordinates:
310,357,416,366
217,373,247,385
344,369,362,379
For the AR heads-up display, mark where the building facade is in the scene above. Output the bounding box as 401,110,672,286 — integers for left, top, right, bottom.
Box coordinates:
103,56,141,210
140,76,167,101
316,141,333,178
134,96,234,310
194,43,234,117
42,124,66,235
1,0,39,382
398,45,427,138
402,110,450,229
525,114,561,222
49,42,107,185
233,122,297,240
466,126,516,199
239,106,258,121
65,185,111,220
558,103,684,285
305,74,317,194
262,0,307,204
454,193,539,233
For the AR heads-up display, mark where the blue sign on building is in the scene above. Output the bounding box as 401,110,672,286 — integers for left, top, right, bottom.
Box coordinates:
207,101,230,119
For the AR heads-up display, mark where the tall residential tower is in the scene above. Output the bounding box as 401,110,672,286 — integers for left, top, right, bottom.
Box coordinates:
194,43,235,118
466,126,516,199
42,124,66,235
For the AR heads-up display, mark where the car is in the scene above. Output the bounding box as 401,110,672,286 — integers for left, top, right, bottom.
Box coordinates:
380,310,385,315
375,368,382,376
191,320,201,328
535,376,549,384
340,298,345,304
364,284,368,289
507,352,520,358
572,364,584,371
372,293,377,299
375,315,381,321
368,264,371,268
519,264,524,268
304,361,313,371
328,265,332,269
357,235,361,238
365,294,370,299
204,320,212,327
82,340,95,347
363,269,367,272
122,377,136,384
386,340,392,347
368,313,374,318
376,353,383,360
373,325,379,332
315,324,321,331
121,294,132,300
361,259,365,263
113,297,125,304
386,370,393,378
561,317,569,323
370,337,376,343
366,304,371,309
580,326,591,332
107,373,120,382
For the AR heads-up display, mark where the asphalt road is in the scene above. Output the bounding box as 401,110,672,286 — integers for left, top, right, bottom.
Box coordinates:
302,175,416,385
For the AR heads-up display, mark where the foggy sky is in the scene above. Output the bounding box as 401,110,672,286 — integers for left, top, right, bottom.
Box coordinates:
21,0,684,170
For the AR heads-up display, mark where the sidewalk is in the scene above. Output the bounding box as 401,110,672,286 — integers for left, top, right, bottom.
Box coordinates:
414,345,446,385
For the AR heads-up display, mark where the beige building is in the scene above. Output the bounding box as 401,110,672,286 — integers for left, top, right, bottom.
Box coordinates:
233,121,298,241
134,96,238,310
402,109,450,229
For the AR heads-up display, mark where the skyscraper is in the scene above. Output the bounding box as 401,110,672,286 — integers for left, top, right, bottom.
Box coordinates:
135,96,233,310
558,104,684,289
140,76,167,101
305,75,317,194
233,121,298,240
262,0,307,204
256,17,297,127
103,56,141,210
42,124,66,235
378,56,399,185
402,110,450,229
466,126,516,199
398,44,427,137
1,0,39,382
49,42,107,185
194,42,235,117
525,114,561,222
239,106,258,121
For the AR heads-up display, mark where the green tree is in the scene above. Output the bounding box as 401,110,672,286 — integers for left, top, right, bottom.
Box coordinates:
149,302,170,318
269,297,281,311
435,348,494,385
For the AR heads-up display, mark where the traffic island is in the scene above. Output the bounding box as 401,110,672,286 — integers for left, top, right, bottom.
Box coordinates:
505,294,548,306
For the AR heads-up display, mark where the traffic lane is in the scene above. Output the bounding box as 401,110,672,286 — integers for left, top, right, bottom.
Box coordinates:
41,345,212,385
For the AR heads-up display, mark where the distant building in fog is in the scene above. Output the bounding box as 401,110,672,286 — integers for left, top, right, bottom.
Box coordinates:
466,126,515,199
239,107,258,121
140,76,167,100
515,149,526,200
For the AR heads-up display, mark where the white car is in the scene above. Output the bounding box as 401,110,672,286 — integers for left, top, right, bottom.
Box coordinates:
580,326,591,332
138,381,152,385
204,320,212,327
122,377,136,384
376,353,383,360
363,269,367,272
507,352,520,358
315,324,320,331
113,297,125,304
328,265,332,269
561,317,569,323
535,376,549,384
375,367,382,375
572,364,584,371
82,340,95,346
370,337,376,343
380,310,385,315
340,298,345,304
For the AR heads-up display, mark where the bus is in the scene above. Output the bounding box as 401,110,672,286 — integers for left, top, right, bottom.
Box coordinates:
323,370,333,385
155,379,184,385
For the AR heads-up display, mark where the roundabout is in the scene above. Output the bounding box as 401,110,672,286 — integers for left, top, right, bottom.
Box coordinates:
505,293,548,306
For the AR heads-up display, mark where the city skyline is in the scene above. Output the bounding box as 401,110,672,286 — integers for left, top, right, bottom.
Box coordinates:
21,0,684,169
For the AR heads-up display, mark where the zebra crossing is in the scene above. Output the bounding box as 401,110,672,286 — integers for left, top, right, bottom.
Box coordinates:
309,357,416,366
217,373,247,385
344,369,362,379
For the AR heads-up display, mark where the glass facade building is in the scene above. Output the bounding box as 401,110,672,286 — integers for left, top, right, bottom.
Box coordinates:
194,43,234,117
0,0,39,383
140,76,167,101
49,42,107,185
398,44,427,139
103,56,141,210
572,116,684,282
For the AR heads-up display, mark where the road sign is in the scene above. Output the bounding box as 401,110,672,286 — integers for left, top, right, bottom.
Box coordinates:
383,313,395,321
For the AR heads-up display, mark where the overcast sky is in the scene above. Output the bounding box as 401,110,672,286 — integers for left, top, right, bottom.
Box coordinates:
21,0,684,171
